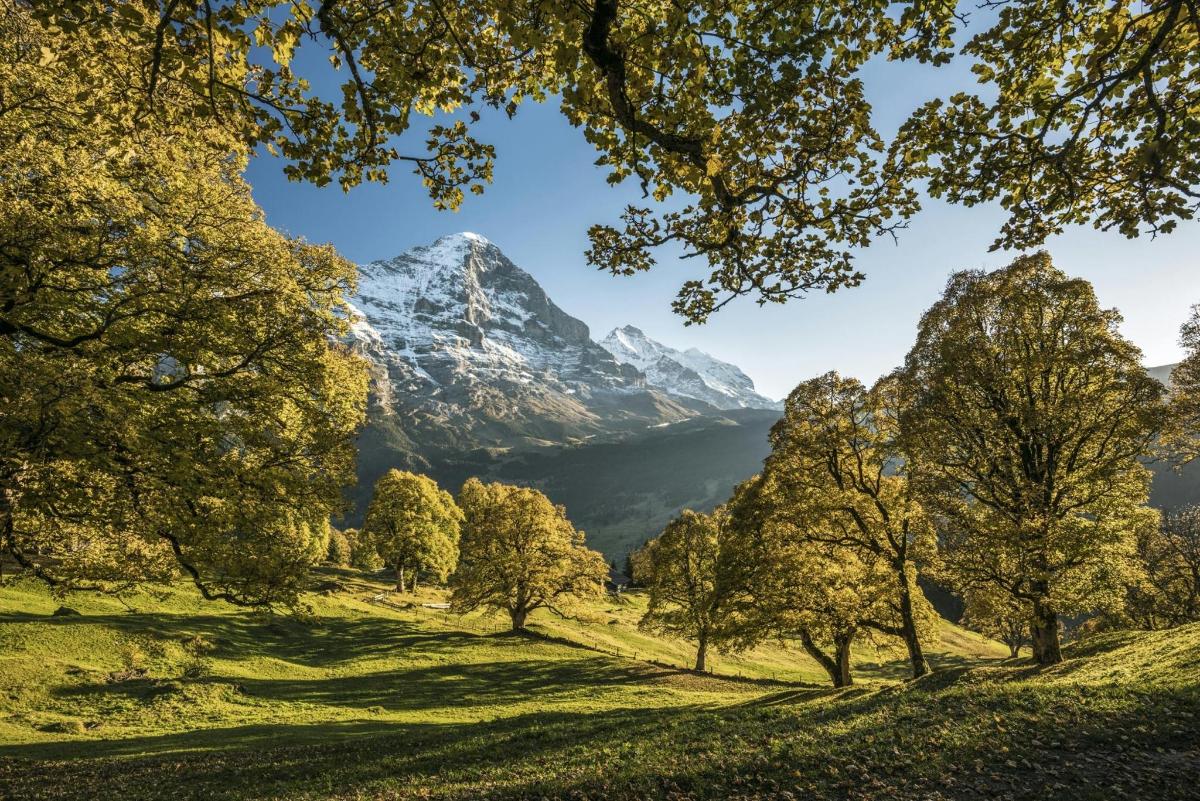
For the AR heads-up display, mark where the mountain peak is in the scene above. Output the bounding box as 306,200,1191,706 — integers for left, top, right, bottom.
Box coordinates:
435,231,492,247
599,327,780,411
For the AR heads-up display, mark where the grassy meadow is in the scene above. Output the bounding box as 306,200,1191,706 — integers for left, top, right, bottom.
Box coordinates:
2,570,1197,800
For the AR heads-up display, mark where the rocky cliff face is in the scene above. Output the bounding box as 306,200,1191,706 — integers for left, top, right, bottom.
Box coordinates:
345,234,786,556
347,233,702,463
599,325,781,411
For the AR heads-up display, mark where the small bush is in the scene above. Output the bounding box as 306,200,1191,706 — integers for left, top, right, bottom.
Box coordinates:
181,655,213,680
119,643,147,674
179,634,215,679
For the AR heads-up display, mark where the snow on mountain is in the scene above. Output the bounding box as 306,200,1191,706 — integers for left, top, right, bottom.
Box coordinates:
346,233,699,457
599,325,781,411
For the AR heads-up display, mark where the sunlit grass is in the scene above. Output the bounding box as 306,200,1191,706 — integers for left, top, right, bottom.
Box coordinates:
2,570,1197,800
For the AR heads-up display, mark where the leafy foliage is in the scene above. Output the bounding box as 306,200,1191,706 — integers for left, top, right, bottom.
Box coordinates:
632,509,749,671
1168,304,1200,463
451,479,608,630
22,2,1199,323
362,470,462,592
326,528,353,567
763,371,939,678
23,0,924,322
897,0,1200,249
1126,506,1200,629
901,252,1165,663
727,474,926,688
960,582,1030,659
0,3,368,607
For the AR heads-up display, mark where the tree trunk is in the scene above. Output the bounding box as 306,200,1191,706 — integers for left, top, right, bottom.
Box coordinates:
394,564,406,593
694,632,708,672
896,571,930,678
510,606,528,632
1030,598,1062,665
1008,641,1021,659
799,628,854,688
833,634,853,688
411,573,419,593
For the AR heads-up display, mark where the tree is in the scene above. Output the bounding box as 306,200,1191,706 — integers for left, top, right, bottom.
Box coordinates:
961,584,1031,659
345,528,384,572
0,4,368,607
632,509,749,671
361,470,461,593
1168,304,1200,463
1127,506,1200,629
326,528,352,567
25,0,922,323
30,3,1199,325
726,475,909,688
902,253,1166,664
765,371,939,678
898,1,1200,251
451,479,608,631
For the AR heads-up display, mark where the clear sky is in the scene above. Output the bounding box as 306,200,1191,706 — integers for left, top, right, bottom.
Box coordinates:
245,41,1200,402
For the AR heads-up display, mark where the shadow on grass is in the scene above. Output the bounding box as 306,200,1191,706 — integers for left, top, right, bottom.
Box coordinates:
4,680,1198,801
53,654,679,714
854,650,994,682
0,610,475,669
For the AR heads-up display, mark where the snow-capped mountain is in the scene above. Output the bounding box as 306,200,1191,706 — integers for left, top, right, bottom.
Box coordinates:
344,233,787,554
347,233,701,459
599,325,780,411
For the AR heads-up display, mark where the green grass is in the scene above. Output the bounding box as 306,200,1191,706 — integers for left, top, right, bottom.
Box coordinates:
1,571,1197,800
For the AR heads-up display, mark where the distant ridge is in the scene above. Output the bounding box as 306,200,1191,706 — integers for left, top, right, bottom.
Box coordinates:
599,325,780,411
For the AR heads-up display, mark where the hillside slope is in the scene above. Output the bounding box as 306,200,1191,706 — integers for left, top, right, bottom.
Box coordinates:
2,578,1197,800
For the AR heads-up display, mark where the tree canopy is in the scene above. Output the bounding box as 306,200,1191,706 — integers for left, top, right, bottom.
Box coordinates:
726,473,932,688
901,252,1165,664
1168,304,1200,463
362,470,462,592
0,3,367,607
764,371,939,678
898,0,1200,249
1126,506,1200,630
451,479,608,631
632,508,749,671
27,1,1198,323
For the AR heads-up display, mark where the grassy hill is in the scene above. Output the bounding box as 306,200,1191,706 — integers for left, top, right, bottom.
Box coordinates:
2,573,1197,800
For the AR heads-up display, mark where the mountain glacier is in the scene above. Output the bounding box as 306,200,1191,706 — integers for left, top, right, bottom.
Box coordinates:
599,325,780,411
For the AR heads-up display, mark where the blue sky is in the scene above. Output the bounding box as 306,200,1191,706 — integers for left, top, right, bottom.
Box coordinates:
246,40,1200,401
